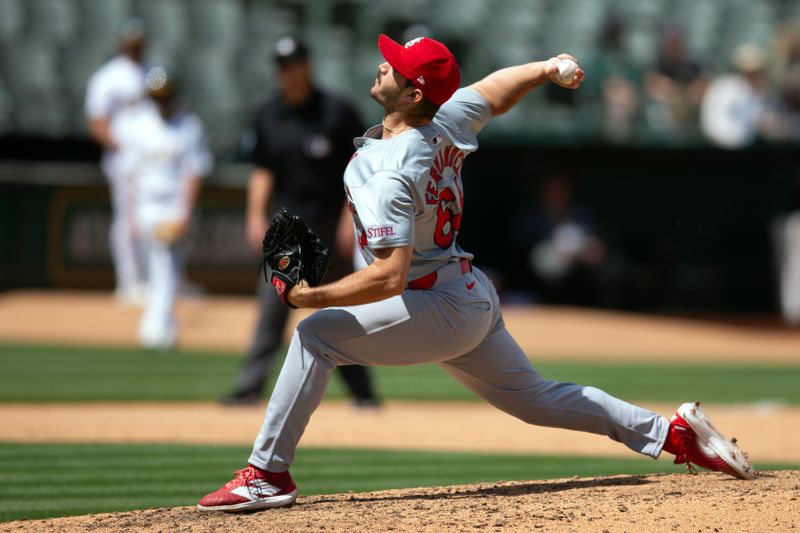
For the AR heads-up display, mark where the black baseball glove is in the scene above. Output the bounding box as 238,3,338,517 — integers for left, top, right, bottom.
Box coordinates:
261,208,330,308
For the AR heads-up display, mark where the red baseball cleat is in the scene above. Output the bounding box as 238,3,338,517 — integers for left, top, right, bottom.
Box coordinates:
663,402,755,480
197,465,298,512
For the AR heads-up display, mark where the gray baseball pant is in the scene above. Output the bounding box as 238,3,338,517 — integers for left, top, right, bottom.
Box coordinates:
232,273,376,400
248,263,669,472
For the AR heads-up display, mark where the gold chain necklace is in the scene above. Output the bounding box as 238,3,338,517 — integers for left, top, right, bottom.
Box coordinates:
381,118,412,134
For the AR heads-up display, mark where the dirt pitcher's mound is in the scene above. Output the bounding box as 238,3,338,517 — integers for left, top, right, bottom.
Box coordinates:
5,471,798,533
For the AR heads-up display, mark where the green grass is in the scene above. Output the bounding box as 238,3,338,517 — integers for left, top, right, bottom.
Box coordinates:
1,342,799,404
0,343,241,402
3,442,796,523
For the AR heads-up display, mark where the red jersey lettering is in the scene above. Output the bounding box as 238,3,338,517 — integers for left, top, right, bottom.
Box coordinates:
366,225,396,238
434,187,462,249
428,147,466,249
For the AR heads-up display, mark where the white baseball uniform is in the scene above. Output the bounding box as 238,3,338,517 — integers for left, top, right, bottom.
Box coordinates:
249,88,669,472
85,55,147,301
112,101,212,349
780,212,800,325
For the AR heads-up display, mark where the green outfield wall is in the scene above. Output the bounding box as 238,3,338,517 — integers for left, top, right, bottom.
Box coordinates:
1,143,798,311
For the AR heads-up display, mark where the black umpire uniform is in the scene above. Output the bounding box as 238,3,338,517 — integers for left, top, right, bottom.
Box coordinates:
223,36,378,405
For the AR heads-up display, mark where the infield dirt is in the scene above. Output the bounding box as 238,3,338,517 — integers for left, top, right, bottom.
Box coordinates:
2,401,799,462
3,471,798,532
1,290,799,361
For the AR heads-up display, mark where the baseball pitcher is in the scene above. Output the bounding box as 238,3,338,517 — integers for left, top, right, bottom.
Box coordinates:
198,35,754,513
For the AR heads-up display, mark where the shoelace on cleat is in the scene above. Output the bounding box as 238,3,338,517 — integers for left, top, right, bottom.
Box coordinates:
225,466,257,489
673,430,739,477
679,453,699,475
671,426,701,475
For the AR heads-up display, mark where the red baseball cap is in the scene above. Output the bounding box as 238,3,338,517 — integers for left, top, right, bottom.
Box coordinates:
378,34,460,106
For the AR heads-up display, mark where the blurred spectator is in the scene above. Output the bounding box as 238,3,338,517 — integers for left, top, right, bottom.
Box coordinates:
644,27,708,137
760,64,800,143
777,212,800,326
762,23,800,144
0,81,10,134
0,2,791,147
772,21,800,81
511,173,609,306
700,44,769,148
221,35,379,407
84,21,148,306
584,17,641,141
113,67,212,350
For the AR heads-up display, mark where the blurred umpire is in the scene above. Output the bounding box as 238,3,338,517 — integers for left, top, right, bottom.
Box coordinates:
221,35,379,406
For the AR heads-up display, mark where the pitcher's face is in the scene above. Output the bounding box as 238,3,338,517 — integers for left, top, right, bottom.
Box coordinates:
370,62,412,109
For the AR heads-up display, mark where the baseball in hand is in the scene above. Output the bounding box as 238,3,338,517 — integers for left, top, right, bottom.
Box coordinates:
556,59,579,83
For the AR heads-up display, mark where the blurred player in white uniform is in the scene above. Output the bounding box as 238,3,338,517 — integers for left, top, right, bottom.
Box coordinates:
85,21,148,306
113,67,212,350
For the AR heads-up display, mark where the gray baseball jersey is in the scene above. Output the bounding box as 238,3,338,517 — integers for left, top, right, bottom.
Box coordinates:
248,87,669,474
343,88,489,281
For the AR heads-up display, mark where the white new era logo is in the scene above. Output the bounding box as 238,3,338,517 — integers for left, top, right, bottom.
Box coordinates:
417,76,426,85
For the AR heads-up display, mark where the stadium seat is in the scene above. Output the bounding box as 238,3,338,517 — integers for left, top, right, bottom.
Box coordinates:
0,41,68,135
0,0,24,45
614,0,664,24
134,0,187,67
25,0,78,46
484,1,544,57
73,0,132,51
238,5,300,111
552,0,606,30
625,27,659,70
720,2,775,56
428,0,489,37
186,0,243,55
179,46,242,154
329,0,365,29
244,3,299,47
546,0,604,59
307,26,355,95
782,1,800,21
354,0,432,43
352,45,385,124
61,42,110,134
677,0,723,66
0,80,11,133
0,0,793,145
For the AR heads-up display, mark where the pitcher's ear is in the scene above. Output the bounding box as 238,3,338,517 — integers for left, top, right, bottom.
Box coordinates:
408,87,424,104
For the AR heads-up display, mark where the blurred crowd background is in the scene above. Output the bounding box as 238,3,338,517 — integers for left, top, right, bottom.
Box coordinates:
1,0,800,322
1,0,799,154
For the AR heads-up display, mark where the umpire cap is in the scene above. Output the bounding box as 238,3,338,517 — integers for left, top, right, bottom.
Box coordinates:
273,35,309,65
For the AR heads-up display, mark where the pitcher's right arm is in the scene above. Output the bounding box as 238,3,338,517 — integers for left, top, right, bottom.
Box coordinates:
470,54,585,117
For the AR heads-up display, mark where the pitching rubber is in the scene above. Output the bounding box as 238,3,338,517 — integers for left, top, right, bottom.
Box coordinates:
196,489,298,513
677,402,755,480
